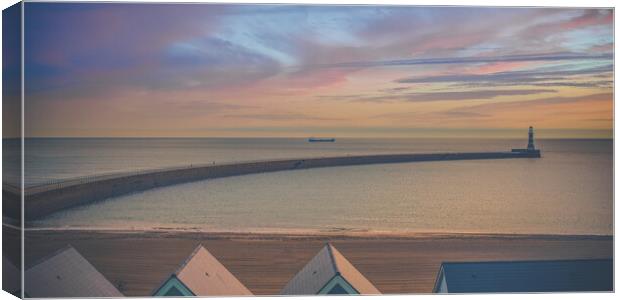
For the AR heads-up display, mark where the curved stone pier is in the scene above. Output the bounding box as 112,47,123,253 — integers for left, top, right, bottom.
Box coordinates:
10,151,540,220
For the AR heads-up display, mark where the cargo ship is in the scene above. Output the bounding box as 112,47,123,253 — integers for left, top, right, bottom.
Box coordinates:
308,137,335,142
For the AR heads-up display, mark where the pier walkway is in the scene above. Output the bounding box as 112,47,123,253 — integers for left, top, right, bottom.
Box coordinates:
5,151,540,220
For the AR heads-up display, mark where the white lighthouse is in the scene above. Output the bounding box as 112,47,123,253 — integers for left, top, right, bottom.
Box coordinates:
527,126,535,151
511,127,541,157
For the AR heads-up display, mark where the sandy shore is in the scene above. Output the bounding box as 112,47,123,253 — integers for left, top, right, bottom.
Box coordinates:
17,229,612,296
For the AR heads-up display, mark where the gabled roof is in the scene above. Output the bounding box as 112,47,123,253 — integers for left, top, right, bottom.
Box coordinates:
153,275,195,296
154,245,252,296
24,245,123,298
280,243,381,295
433,259,613,293
3,256,21,295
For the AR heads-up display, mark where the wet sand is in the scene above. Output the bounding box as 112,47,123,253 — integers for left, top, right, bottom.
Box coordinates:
21,229,612,296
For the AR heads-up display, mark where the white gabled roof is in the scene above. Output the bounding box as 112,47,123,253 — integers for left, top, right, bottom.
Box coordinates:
24,245,123,298
280,243,337,295
281,243,381,295
173,245,253,296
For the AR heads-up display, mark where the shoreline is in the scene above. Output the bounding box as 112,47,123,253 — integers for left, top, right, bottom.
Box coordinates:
21,226,613,241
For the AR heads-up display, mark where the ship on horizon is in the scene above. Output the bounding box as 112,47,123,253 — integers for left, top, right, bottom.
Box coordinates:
308,137,336,142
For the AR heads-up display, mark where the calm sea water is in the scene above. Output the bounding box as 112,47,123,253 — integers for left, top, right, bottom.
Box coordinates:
18,138,613,235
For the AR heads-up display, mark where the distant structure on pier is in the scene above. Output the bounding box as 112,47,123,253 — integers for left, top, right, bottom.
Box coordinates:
527,126,535,151
512,126,541,157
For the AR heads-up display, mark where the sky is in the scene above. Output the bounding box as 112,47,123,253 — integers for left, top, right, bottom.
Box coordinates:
21,4,613,138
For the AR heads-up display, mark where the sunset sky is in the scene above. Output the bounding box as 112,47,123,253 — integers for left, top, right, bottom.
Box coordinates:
22,4,613,138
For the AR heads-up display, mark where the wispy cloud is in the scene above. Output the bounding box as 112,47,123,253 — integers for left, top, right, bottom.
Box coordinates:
482,92,612,107
441,92,613,121
399,89,558,102
22,4,613,137
320,89,556,103
319,52,612,69
220,113,345,121
370,92,612,129
390,63,613,92
374,110,490,120
396,64,612,83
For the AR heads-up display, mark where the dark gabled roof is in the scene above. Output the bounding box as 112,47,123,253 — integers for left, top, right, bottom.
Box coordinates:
433,259,613,293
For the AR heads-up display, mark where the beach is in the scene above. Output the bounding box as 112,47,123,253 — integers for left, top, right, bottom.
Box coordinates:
20,229,612,295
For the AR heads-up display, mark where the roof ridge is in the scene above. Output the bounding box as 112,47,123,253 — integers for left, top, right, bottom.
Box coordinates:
432,265,447,293
441,258,613,266
324,243,381,294
174,244,205,275
325,243,340,274
25,244,75,271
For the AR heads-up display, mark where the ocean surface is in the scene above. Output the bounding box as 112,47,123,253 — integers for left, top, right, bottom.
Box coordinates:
12,138,613,235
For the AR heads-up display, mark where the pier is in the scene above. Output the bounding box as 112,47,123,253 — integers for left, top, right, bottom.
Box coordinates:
8,149,541,220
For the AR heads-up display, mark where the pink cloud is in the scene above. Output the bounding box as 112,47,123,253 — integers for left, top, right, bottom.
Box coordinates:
409,32,488,56
522,9,613,40
560,9,613,31
281,68,355,90
470,61,531,75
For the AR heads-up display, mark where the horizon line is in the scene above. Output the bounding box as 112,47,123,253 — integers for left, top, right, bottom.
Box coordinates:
7,136,613,140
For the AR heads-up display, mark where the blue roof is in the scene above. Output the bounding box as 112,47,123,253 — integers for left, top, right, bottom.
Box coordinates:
434,259,613,293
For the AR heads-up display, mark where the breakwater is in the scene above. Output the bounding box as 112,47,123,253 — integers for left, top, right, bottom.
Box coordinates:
14,151,540,220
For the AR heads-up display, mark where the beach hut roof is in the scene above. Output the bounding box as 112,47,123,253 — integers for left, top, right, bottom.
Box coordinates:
153,245,252,296
280,243,381,295
3,256,21,296
433,258,613,293
24,245,123,298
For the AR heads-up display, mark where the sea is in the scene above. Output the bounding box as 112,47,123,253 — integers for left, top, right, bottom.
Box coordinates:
7,138,613,235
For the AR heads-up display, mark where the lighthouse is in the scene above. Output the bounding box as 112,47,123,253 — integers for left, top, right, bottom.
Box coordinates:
527,126,535,151
511,127,541,157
